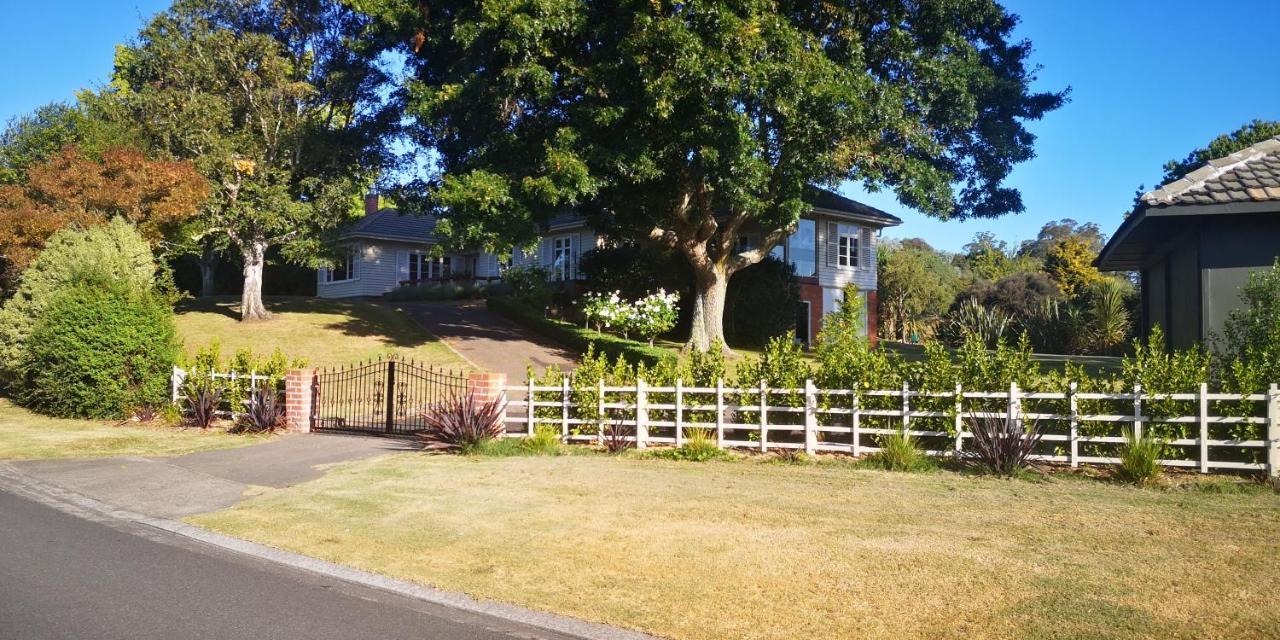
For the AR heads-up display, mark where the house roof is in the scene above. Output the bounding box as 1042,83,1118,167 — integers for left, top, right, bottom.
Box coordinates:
1096,136,1280,271
338,187,900,246
339,208,437,243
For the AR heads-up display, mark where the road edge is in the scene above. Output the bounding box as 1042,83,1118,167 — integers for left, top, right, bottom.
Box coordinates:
0,462,656,640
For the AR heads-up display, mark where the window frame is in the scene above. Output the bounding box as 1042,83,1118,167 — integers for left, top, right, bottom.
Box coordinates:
550,234,575,281
837,230,860,268
323,248,358,284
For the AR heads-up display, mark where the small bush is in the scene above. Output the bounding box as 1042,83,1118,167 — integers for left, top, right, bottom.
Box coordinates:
655,427,727,462
866,432,932,472
502,266,552,308
233,387,287,433
488,296,676,367
1116,429,1164,486
772,447,809,464
601,420,634,453
183,378,225,428
15,281,179,419
964,414,1044,476
521,424,563,455
385,281,509,302
419,392,507,453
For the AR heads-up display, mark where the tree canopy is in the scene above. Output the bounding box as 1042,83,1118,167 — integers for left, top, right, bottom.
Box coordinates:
110,0,393,319
367,0,1064,350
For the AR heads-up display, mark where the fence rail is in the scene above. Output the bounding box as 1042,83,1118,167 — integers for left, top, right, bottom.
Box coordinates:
503,378,1280,476
170,366,282,418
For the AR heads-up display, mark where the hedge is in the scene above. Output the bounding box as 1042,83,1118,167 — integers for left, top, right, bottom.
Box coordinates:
487,296,677,368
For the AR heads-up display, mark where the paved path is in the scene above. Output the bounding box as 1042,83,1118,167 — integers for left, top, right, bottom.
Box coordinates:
0,487,591,640
400,301,577,381
10,433,410,517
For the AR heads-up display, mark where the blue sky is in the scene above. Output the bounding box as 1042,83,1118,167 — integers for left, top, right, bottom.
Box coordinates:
3,0,1278,253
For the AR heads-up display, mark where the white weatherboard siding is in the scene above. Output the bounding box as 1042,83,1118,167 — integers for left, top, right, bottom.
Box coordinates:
510,226,599,278
816,214,877,291
318,241,428,298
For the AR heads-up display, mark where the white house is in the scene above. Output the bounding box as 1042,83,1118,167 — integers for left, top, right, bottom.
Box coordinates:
319,191,900,343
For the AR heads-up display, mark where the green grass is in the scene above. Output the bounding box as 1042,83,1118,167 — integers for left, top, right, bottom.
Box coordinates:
0,398,261,460
175,296,470,370
191,454,1280,640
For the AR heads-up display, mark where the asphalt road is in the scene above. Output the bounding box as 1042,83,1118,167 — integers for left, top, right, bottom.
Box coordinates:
0,489,580,640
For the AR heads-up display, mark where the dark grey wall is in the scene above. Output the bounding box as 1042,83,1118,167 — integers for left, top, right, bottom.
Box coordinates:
1198,214,1280,345
1167,237,1201,349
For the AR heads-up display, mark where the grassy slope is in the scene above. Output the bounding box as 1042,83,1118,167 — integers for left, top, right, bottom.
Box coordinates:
0,399,259,460
175,296,470,370
191,455,1280,640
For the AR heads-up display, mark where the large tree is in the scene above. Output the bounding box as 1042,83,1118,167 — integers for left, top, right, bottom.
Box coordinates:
369,0,1063,350
877,238,959,341
113,0,392,317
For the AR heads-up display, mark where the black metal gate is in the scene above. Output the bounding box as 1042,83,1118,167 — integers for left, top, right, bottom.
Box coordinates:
310,357,469,436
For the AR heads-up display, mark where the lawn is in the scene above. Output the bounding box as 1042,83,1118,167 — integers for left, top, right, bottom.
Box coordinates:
191,454,1280,640
175,296,470,370
0,399,259,460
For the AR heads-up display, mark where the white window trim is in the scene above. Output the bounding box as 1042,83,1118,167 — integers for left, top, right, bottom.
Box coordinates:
322,248,359,284
550,234,575,281
837,229,860,268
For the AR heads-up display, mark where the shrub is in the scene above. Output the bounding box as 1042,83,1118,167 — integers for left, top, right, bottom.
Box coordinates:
940,298,1011,348
521,424,563,455
419,392,508,453
1219,259,1280,395
580,290,635,333
580,244,689,302
1116,429,1164,486
629,289,680,346
15,281,179,418
963,414,1044,476
183,377,225,429
385,281,508,302
502,266,552,308
724,256,801,346
955,271,1061,321
233,387,287,433
182,341,304,411
656,427,726,462
0,218,162,388
601,420,634,453
866,432,931,472
488,296,677,367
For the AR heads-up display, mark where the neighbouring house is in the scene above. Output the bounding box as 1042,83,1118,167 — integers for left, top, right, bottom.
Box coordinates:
320,190,901,343
1096,136,1280,350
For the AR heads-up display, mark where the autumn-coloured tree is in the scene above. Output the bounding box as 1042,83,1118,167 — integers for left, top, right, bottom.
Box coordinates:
0,145,207,283
1043,234,1104,298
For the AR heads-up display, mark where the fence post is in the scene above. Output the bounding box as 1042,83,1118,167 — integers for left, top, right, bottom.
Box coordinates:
561,377,570,439
171,366,186,405
383,360,396,434
526,377,535,437
1069,382,1079,468
675,378,685,448
851,391,861,457
1268,383,1279,478
804,379,818,455
1008,381,1021,427
283,368,315,433
715,378,725,448
901,381,910,436
597,377,606,447
954,383,963,457
1133,383,1143,441
758,380,768,453
1199,382,1209,474
636,378,649,450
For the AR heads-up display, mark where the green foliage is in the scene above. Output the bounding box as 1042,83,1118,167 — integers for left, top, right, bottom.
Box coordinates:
0,218,162,389
520,424,565,455
580,245,688,302
385,281,510,302
1116,429,1164,486
652,428,727,462
182,340,304,411
736,333,812,391
501,266,552,309
488,296,677,368
1219,259,1280,395
16,281,179,419
1121,326,1210,431
865,433,932,472
877,239,959,341
940,298,1011,349
724,257,802,346
684,343,727,386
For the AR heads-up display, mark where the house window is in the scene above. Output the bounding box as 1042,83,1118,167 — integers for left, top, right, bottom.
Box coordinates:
551,235,574,281
837,230,859,267
789,219,816,277
735,233,759,253
324,249,357,283
407,253,452,282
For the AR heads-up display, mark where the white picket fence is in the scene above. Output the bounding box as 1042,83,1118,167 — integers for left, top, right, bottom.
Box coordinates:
171,366,282,417
505,379,1280,476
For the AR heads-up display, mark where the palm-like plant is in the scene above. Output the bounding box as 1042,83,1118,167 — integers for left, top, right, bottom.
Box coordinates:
234,387,287,433
1088,280,1131,353
183,378,225,428
943,298,1010,349
419,392,508,453
964,413,1044,476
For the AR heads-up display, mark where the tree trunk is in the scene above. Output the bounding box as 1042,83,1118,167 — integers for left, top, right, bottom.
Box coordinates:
195,244,220,298
240,238,271,322
686,264,730,353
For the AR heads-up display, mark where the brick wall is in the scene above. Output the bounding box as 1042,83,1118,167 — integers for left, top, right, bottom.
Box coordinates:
796,278,824,348
468,371,508,427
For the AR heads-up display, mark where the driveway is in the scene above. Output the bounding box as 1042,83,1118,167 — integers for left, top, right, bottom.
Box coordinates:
399,301,577,382
9,433,410,518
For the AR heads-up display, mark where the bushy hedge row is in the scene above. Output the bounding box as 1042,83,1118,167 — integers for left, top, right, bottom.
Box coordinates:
385,280,512,302
487,295,676,368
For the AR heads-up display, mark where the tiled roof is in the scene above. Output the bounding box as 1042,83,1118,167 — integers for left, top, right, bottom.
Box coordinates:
807,187,902,226
1142,137,1280,207
340,208,436,242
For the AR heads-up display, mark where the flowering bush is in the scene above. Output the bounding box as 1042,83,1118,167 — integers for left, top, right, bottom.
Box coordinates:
579,289,679,345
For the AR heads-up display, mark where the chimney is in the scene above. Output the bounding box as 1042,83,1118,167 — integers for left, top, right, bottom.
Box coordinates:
364,192,380,216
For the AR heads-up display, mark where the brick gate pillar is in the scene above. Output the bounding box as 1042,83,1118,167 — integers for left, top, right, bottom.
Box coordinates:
468,371,509,431
284,368,315,433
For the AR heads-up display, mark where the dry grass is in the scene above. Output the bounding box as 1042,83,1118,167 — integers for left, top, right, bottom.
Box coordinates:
0,399,259,460
190,455,1280,640
174,296,470,370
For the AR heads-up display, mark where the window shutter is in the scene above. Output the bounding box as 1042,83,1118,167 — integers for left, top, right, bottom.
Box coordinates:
825,221,838,268
861,228,872,268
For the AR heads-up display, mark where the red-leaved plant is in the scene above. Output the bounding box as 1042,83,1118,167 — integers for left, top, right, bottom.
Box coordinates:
419,392,507,453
